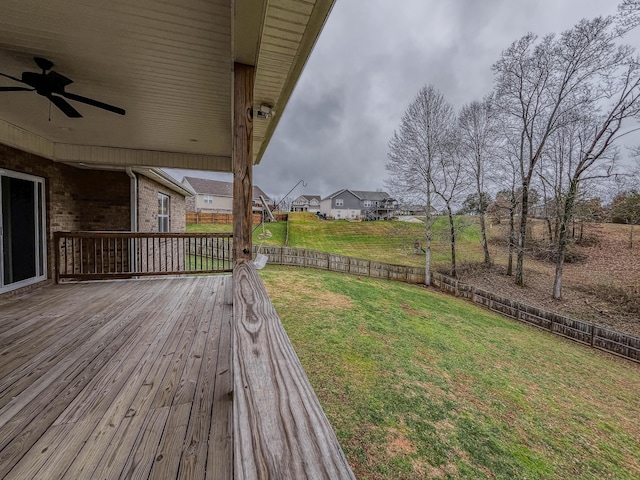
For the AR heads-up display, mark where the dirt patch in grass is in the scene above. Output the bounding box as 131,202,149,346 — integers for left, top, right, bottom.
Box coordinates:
261,271,353,311
386,428,417,456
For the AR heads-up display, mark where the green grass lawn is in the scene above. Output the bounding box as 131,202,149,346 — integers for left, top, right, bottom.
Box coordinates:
186,221,287,246
187,212,485,269
286,212,484,268
260,265,640,480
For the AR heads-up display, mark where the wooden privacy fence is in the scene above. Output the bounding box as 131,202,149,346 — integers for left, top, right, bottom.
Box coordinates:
54,231,233,282
253,245,640,364
186,212,287,224
186,212,262,224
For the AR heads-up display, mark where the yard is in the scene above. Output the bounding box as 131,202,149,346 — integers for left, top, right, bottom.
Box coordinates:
260,266,640,480
188,213,640,335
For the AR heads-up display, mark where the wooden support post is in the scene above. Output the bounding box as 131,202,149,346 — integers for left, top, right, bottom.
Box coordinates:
233,63,255,263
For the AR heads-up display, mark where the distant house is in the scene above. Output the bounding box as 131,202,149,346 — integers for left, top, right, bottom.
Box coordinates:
182,176,270,214
320,189,398,220
291,195,321,213
398,204,437,216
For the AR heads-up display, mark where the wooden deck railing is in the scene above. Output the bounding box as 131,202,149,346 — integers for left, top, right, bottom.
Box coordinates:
233,261,355,479
54,231,233,282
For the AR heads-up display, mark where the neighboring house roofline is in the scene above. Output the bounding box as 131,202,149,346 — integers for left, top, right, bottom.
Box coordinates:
350,190,394,201
182,176,270,201
293,194,321,202
322,189,362,201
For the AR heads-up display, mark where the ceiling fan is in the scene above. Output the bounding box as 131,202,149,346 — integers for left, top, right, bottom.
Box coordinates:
0,57,125,118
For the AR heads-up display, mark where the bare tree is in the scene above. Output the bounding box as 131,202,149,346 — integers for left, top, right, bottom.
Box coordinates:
536,50,640,298
431,137,467,277
458,95,499,265
386,85,455,285
493,16,634,286
617,0,640,33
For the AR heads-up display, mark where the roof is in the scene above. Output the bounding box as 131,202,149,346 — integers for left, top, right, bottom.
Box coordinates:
351,190,393,201
183,176,269,201
322,189,393,201
322,189,358,201
293,195,321,202
0,0,335,172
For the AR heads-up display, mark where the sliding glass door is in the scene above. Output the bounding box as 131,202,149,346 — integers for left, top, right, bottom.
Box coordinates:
0,170,46,292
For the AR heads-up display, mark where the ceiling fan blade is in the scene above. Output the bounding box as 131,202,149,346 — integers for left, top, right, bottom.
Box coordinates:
0,86,33,91
61,92,125,115
49,95,82,118
0,72,24,84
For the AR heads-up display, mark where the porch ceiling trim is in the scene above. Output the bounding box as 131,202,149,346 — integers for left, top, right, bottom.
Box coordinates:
0,118,231,171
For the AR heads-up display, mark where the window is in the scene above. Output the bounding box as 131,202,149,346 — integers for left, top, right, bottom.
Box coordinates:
203,195,213,205
363,200,373,207
335,199,344,207
158,193,170,232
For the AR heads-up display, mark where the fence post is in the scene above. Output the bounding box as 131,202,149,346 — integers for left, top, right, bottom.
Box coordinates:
590,323,596,347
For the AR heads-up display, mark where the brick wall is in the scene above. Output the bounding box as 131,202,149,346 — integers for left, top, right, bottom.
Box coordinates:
137,175,186,233
0,144,130,293
185,195,196,212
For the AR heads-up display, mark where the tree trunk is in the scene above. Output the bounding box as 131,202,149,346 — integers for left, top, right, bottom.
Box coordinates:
579,222,584,244
515,180,530,286
447,205,457,278
507,205,515,276
545,216,553,243
425,189,432,286
479,212,490,265
553,180,578,300
553,251,565,299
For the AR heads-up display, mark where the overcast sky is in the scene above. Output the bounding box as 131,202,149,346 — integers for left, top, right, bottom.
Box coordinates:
168,0,636,201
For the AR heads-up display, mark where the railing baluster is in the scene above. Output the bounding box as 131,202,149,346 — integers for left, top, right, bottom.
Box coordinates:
63,236,68,277
164,235,168,272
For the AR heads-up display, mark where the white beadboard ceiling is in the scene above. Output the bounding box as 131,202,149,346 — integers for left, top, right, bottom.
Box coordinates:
0,0,334,171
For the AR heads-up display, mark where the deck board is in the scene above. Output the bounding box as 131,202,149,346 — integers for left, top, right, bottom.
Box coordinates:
0,276,233,480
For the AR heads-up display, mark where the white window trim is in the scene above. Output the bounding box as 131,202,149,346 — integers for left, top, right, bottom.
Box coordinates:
158,193,170,232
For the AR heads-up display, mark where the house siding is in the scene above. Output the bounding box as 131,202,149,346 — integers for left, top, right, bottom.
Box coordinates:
320,190,362,218
193,193,233,213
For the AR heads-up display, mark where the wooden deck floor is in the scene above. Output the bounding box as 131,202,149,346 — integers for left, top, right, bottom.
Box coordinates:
0,276,233,480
